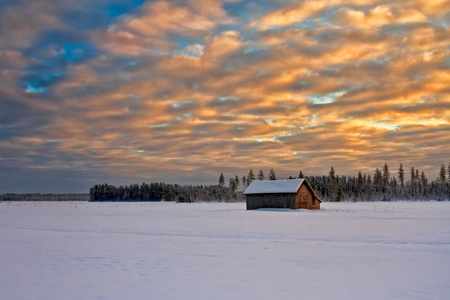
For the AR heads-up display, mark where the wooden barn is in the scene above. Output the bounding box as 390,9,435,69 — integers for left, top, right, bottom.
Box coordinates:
244,179,321,210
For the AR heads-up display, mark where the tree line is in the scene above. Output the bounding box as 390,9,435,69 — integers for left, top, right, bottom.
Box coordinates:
0,193,89,201
89,162,449,202
89,182,239,202
236,163,449,202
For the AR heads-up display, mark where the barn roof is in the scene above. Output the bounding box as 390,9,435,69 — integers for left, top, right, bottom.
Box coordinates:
243,179,305,195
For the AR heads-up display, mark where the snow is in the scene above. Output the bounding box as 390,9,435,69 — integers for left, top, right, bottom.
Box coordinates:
243,179,304,194
0,201,449,300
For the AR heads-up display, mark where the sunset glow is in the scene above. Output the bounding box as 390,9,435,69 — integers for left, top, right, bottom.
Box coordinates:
0,0,449,192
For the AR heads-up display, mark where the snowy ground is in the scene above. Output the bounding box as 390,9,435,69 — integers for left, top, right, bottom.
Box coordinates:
0,201,449,300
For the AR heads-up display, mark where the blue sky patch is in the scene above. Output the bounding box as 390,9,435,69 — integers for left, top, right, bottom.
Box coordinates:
25,83,47,93
172,34,204,51
106,0,146,18
171,100,193,109
307,91,346,105
107,5,128,18
21,32,101,93
22,71,65,94
63,42,100,63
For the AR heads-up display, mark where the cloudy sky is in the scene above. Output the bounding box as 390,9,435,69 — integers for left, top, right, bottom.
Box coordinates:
0,0,449,193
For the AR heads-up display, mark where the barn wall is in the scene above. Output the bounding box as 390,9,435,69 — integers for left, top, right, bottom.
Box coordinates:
246,194,296,210
295,184,320,210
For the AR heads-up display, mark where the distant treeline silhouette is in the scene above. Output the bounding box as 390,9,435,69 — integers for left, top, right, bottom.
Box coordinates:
89,182,239,202
305,164,449,202
0,194,89,201
90,163,449,202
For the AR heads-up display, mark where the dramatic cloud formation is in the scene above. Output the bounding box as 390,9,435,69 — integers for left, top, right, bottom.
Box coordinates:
0,0,449,192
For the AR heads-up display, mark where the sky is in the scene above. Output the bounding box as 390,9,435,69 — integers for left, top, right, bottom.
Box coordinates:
0,0,449,193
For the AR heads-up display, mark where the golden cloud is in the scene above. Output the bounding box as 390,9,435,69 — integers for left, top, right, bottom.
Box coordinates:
334,5,429,28
126,1,216,37
249,1,327,30
3,0,448,183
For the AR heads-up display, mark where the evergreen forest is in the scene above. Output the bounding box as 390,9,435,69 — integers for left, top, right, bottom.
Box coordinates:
89,163,450,202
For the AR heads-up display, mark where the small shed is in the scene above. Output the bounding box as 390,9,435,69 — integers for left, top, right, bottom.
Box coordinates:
244,179,321,210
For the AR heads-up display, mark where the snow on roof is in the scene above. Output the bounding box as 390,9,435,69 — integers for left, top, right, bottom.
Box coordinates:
243,179,305,195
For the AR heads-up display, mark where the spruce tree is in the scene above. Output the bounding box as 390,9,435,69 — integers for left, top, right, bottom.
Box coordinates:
328,167,338,201
258,169,265,180
410,167,416,197
398,163,405,187
234,175,240,191
382,163,390,187
248,169,255,185
229,178,236,193
298,171,305,179
329,167,336,180
219,173,225,186
447,162,450,182
439,164,447,199
269,169,276,180
374,168,383,193
357,171,364,198
440,164,446,183
421,171,428,195
390,177,398,196
415,169,421,195
382,163,390,200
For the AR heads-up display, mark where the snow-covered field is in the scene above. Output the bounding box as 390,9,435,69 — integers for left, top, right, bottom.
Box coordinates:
1,201,449,300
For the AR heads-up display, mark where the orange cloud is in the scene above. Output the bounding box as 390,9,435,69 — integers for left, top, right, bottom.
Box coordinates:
2,0,448,188
334,6,428,28
126,1,215,37
94,30,174,56
249,1,327,30
201,31,243,64
416,0,450,17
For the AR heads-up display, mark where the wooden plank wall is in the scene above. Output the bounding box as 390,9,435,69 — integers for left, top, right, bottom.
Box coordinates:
246,194,296,210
